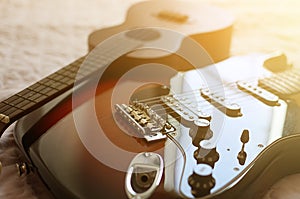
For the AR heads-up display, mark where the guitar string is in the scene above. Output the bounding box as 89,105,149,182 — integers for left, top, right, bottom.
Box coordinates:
123,78,292,121
21,27,300,111
130,78,275,110
130,72,299,108
137,75,299,130
0,30,146,115
3,26,300,117
4,59,297,119
136,73,298,105
150,84,284,117
147,91,270,126
123,80,295,121
68,26,300,116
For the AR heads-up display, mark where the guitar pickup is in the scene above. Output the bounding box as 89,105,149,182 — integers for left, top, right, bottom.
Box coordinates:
200,88,242,117
237,81,280,106
115,103,175,142
161,96,211,123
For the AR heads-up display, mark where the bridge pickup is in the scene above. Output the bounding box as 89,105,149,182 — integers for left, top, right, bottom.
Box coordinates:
237,81,280,106
200,88,242,117
115,103,175,142
161,96,211,123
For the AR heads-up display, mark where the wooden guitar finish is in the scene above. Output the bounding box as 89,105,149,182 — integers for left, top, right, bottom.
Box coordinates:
2,1,300,199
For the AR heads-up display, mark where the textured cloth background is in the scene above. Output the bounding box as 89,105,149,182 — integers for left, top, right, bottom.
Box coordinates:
0,0,300,198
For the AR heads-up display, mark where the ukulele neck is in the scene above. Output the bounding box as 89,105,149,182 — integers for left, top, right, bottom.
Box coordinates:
0,35,143,137
0,56,85,136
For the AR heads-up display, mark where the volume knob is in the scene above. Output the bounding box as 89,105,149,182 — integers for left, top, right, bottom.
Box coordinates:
189,119,212,147
194,147,219,168
188,164,215,197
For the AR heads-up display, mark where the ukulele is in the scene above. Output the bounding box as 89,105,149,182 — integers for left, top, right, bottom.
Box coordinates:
2,0,300,199
0,0,234,136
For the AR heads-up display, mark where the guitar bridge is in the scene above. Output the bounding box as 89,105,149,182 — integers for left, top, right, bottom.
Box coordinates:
115,102,175,142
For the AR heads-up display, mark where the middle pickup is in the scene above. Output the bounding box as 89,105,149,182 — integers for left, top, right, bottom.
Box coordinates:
161,95,212,124
200,88,242,117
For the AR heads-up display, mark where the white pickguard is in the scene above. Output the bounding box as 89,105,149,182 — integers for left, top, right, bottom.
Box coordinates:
165,54,288,197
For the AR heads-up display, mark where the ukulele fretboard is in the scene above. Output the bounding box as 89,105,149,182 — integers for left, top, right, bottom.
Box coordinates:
0,57,85,124
0,36,142,136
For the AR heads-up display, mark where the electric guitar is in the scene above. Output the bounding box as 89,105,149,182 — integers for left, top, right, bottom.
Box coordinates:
1,1,300,199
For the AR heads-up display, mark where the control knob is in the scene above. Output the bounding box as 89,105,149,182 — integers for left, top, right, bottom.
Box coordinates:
188,164,216,197
189,119,212,147
194,147,219,168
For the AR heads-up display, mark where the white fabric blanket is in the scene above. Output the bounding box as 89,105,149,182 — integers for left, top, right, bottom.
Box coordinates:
0,0,300,198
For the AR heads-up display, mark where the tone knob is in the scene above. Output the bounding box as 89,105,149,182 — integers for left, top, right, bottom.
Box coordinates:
188,164,216,197
189,119,212,147
194,147,219,168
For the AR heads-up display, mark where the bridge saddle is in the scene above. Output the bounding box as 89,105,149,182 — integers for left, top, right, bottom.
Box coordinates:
115,101,175,142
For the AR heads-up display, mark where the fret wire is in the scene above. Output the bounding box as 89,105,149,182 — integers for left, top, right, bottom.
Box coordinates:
16,89,31,97
3,95,19,104
260,79,290,95
6,97,24,107
15,99,32,109
28,82,42,90
39,87,53,95
0,103,11,113
35,84,47,92
39,78,56,87
0,41,128,131
0,40,141,126
0,102,7,110
272,77,294,93
17,90,40,103
0,56,85,120
3,95,35,112
29,93,42,102
45,88,59,96
54,84,67,91
49,73,64,82
33,95,48,103
58,69,76,79
281,73,300,90
273,75,298,93
5,104,24,114
21,102,36,110
9,109,23,118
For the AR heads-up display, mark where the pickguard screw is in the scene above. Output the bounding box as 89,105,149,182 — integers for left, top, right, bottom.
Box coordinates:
258,144,264,148
233,167,240,171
